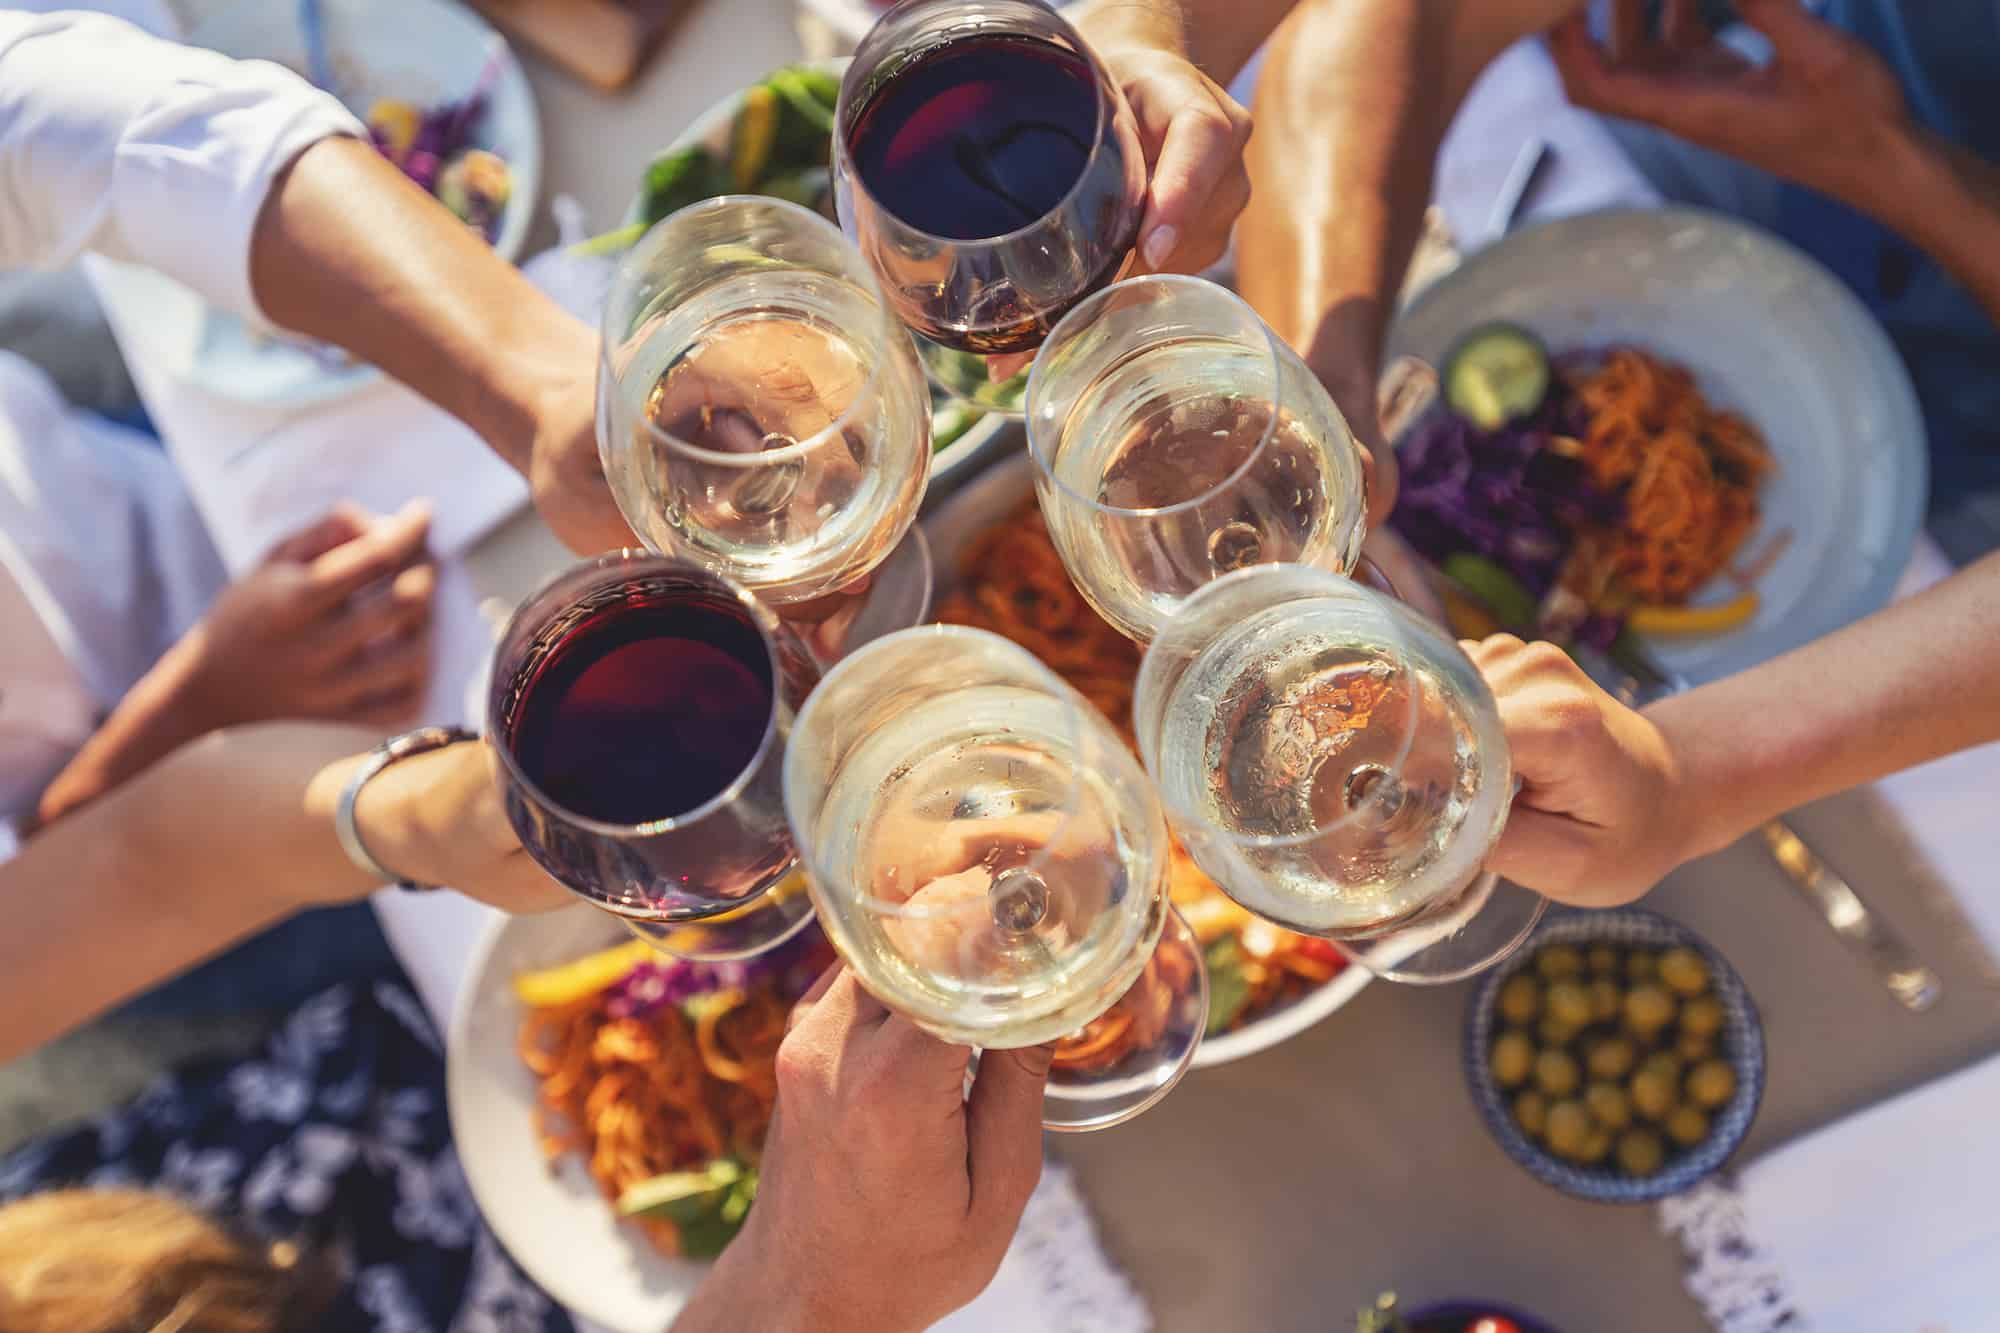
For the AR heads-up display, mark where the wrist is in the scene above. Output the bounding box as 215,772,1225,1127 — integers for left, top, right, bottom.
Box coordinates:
1642,693,1743,865
1845,119,1955,239
1075,0,1186,58
467,308,597,474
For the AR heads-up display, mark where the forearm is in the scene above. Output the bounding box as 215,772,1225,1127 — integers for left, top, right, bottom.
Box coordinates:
249,137,596,473
1651,552,2000,859
33,636,217,826
1869,128,2000,327
0,724,379,1062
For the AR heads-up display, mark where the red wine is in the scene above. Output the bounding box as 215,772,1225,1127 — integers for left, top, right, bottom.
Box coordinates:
507,592,774,826
847,33,1101,241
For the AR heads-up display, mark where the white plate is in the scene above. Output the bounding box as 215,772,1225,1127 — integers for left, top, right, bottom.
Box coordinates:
449,906,709,1333
182,0,542,409
920,450,1376,1069
616,59,1011,491
1388,207,1927,684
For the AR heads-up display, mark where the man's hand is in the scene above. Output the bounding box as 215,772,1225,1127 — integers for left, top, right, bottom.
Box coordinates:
189,503,437,728
675,968,1050,1333
524,369,638,556
1468,635,1696,907
1549,0,1911,218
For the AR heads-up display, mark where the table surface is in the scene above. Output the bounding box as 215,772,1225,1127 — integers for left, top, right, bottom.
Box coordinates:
372,5,2000,1329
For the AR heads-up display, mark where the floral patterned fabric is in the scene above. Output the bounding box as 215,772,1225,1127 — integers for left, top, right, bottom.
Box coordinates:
0,972,572,1333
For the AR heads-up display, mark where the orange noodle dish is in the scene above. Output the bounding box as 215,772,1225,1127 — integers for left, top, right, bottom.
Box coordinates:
513,928,832,1258
933,503,1349,1076
1395,337,1778,646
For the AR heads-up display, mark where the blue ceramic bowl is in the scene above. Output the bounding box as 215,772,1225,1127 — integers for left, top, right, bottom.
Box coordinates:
1463,908,1766,1203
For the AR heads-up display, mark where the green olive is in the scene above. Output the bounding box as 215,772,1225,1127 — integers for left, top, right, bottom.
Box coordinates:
1676,1030,1716,1063
1534,1047,1582,1098
1514,1089,1549,1135
1537,944,1586,982
1666,1104,1711,1147
1497,973,1541,1026
1688,1059,1738,1108
1491,1031,1536,1087
1546,980,1594,1030
1639,1051,1684,1084
1578,1126,1613,1165
1681,994,1726,1038
1538,1015,1580,1049
1589,978,1623,1024
1659,947,1712,997
1625,950,1659,984
1630,1068,1677,1121
1624,984,1677,1036
1588,945,1622,976
1545,1099,1592,1158
1585,1080,1633,1131
1586,1036,1638,1080
1617,1127,1667,1176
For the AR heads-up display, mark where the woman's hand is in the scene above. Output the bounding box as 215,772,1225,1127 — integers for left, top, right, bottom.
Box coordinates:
1076,2,1254,275
1468,635,1701,907
1549,0,1913,219
675,967,1050,1333
346,740,569,914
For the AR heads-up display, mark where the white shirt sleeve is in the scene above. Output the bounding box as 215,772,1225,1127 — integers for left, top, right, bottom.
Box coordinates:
0,9,362,325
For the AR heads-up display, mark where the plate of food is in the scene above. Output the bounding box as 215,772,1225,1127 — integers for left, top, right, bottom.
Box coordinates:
181,0,540,406
1385,207,1926,685
921,452,1376,1067
599,60,1014,490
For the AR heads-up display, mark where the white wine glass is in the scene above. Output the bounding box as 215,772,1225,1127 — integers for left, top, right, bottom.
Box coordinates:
784,624,1206,1130
597,195,933,658
1133,563,1545,983
1026,274,1369,644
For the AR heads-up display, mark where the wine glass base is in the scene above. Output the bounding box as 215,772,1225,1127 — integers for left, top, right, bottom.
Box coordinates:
1335,873,1547,985
915,331,1029,420
1038,906,1207,1132
616,869,818,962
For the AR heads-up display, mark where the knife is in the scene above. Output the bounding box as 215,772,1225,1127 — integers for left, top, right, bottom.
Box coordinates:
1424,560,1944,1013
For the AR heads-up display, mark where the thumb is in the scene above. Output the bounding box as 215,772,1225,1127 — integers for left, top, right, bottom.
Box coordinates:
1484,804,1594,901
265,503,373,565
965,1045,1051,1227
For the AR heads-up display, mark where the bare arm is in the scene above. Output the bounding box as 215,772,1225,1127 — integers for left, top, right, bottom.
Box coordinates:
1234,0,1575,518
1475,553,2000,906
0,725,563,1063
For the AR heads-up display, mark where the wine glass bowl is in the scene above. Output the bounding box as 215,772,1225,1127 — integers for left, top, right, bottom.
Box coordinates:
1134,563,1542,983
487,552,821,960
596,195,932,608
1026,275,1370,644
784,624,1205,1127
833,0,1145,406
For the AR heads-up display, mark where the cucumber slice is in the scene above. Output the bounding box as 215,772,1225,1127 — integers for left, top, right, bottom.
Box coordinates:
1443,322,1550,430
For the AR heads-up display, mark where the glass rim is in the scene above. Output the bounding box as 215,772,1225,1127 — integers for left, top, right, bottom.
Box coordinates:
783,622,1113,920
1025,275,1294,520
1138,564,1428,850
486,550,790,840
600,194,900,470
832,0,1123,258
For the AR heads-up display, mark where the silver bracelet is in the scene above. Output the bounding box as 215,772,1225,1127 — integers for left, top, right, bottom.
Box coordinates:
334,726,479,891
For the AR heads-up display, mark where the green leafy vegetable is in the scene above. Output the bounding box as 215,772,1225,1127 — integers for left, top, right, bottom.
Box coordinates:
638,144,732,227
1441,553,1539,632
1204,937,1253,1036
617,1158,759,1260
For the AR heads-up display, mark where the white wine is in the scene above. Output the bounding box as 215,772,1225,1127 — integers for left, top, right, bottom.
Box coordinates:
616,268,929,603
809,686,1166,1048
1154,600,1511,935
1038,336,1363,641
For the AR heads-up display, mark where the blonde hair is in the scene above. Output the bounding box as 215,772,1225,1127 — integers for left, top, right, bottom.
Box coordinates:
0,1189,336,1333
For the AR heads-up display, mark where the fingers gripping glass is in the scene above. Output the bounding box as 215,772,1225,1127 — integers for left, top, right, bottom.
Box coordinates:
832,0,1147,416
488,553,820,961
1133,564,1545,984
596,196,933,625
1027,275,1371,644
784,624,1205,1130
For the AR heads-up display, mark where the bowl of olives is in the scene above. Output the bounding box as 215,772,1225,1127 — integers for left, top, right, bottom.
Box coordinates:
1463,909,1765,1202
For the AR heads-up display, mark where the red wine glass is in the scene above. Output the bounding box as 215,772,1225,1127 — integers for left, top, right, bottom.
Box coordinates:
833,0,1146,415
487,552,821,960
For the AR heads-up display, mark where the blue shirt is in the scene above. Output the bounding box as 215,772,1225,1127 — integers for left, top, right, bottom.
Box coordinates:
1776,1,2000,562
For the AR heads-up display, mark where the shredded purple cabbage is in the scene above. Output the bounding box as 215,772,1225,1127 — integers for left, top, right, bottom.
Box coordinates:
1389,391,1622,598
606,926,832,1021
